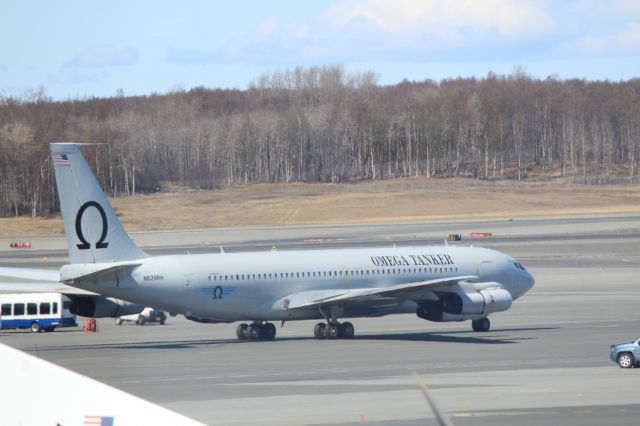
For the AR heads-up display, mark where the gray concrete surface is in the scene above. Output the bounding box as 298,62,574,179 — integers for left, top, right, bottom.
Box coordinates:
1,213,639,253
1,214,640,425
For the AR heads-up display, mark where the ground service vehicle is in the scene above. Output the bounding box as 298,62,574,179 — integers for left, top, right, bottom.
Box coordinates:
116,307,166,325
0,293,77,332
610,339,640,368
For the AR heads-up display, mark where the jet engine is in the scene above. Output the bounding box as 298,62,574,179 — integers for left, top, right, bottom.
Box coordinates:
416,286,512,322
67,295,144,318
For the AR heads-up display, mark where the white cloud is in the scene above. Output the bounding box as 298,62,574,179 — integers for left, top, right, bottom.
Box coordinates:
165,48,219,65
218,0,558,64
163,0,639,69
324,0,554,41
571,0,640,18
64,45,138,68
47,68,107,85
570,21,640,55
287,21,310,39
252,17,280,41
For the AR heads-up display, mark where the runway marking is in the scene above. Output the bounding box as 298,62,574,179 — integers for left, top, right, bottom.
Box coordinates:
466,410,559,417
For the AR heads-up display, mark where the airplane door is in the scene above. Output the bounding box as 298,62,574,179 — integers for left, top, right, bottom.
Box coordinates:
342,266,352,290
472,263,482,276
184,273,195,299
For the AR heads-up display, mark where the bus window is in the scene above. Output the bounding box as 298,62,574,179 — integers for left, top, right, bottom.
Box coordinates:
40,302,51,315
14,303,25,316
27,303,37,315
63,301,70,311
1,303,10,316
53,302,58,314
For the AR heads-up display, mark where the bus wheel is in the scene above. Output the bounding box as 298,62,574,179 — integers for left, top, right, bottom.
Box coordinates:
30,322,41,333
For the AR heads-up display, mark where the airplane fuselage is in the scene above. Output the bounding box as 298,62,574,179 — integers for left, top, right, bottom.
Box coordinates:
62,245,534,322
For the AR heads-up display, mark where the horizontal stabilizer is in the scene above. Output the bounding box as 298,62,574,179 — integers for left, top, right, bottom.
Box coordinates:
0,281,98,296
60,262,142,285
0,267,60,282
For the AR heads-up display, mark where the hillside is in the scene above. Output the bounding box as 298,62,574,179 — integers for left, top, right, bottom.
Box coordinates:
1,177,639,235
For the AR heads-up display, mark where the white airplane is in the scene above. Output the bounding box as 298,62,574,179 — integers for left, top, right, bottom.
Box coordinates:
0,143,534,340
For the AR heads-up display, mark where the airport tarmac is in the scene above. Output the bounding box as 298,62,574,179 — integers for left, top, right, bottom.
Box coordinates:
1,215,640,425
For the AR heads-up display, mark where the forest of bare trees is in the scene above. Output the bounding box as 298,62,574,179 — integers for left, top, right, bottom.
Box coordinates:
1,65,639,217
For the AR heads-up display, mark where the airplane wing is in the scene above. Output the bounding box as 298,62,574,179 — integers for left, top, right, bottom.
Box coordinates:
284,275,478,310
1,343,204,425
0,267,98,296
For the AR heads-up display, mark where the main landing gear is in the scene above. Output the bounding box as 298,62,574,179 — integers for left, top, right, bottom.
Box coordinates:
471,317,491,332
313,305,355,340
236,322,276,341
313,321,355,339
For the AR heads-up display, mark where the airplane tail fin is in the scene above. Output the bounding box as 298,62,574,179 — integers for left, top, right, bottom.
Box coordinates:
50,143,148,264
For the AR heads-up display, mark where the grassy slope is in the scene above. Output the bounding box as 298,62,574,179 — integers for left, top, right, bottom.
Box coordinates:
1,177,640,235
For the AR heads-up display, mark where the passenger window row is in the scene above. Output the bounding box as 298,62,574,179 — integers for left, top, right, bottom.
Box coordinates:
207,267,458,282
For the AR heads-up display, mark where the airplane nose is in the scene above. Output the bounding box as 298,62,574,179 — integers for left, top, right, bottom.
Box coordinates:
523,270,535,291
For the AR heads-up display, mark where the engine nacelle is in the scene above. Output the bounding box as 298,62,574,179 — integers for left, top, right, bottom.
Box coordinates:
67,295,144,318
416,287,512,322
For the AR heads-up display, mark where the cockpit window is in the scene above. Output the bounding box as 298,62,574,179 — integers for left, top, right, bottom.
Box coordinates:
514,262,526,271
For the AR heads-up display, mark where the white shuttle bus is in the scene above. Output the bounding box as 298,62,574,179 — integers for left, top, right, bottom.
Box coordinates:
0,293,77,332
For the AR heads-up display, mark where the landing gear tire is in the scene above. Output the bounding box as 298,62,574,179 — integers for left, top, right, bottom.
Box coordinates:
115,318,123,326
314,322,327,339
247,324,262,341
341,322,355,339
327,324,340,339
236,323,249,340
472,318,491,332
30,322,40,333
314,322,355,339
262,323,276,340
618,352,634,368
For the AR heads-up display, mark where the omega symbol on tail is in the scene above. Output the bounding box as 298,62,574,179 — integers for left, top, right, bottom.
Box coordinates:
75,201,109,250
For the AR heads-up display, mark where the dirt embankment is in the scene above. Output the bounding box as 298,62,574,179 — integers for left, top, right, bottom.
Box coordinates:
2,177,639,235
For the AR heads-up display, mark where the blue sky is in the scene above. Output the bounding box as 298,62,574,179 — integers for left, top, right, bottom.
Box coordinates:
2,0,640,100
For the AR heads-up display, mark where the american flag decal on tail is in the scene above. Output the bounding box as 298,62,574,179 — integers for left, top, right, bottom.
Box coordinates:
83,415,115,425
52,152,70,166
